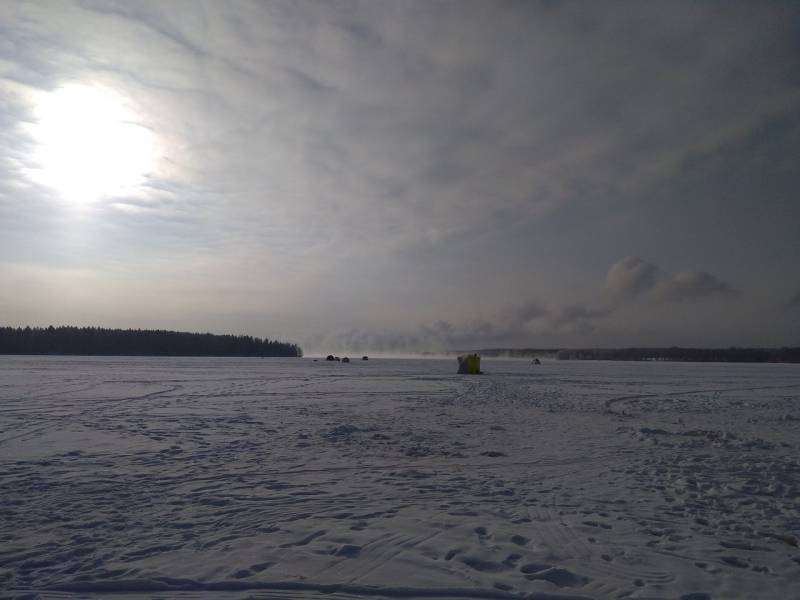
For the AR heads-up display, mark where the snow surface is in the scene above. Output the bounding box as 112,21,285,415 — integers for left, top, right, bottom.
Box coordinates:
1,356,799,600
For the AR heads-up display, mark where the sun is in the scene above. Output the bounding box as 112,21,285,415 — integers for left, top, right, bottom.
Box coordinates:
29,84,157,203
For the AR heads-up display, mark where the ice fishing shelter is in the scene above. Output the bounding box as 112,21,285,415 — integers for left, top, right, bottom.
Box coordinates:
457,354,482,374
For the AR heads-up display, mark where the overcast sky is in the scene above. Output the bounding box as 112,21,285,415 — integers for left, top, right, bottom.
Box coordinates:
1,0,799,353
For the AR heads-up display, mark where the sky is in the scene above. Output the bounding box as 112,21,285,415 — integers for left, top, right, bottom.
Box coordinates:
1,0,799,354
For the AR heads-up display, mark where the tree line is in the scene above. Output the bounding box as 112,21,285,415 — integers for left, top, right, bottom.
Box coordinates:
554,347,800,363
0,326,302,357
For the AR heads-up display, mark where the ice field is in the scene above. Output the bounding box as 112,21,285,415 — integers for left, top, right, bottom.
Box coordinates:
1,356,799,600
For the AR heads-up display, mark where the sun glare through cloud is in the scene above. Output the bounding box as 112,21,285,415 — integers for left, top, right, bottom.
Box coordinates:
27,84,158,204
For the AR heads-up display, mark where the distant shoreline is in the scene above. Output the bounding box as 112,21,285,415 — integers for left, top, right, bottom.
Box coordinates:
470,347,800,364
2,328,798,363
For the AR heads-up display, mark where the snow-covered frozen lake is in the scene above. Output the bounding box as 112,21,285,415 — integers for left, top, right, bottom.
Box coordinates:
1,356,799,600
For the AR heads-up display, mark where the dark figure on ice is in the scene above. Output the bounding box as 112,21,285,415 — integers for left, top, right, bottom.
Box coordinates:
457,354,482,374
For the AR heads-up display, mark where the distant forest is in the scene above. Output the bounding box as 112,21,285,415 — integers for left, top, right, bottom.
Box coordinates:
554,347,800,363
0,326,302,357
477,347,800,363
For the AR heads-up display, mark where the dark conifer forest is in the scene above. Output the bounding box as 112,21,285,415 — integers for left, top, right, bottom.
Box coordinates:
0,326,302,357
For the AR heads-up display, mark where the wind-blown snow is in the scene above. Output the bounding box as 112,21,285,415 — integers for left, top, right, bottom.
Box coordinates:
1,356,799,599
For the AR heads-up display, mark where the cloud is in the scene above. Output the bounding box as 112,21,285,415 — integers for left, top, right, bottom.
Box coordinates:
654,270,738,302
500,297,616,338
0,2,797,347
549,304,614,329
510,300,548,324
606,256,662,301
789,291,800,308
605,256,738,305
4,1,799,259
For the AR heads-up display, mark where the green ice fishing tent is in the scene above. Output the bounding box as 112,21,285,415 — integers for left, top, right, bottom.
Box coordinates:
457,354,482,374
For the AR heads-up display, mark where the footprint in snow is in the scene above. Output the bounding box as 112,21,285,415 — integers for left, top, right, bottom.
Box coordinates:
502,553,521,567
721,556,749,569
520,562,552,574
336,544,362,558
460,556,507,573
525,566,589,588
510,534,529,546
444,549,461,561
232,569,252,579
